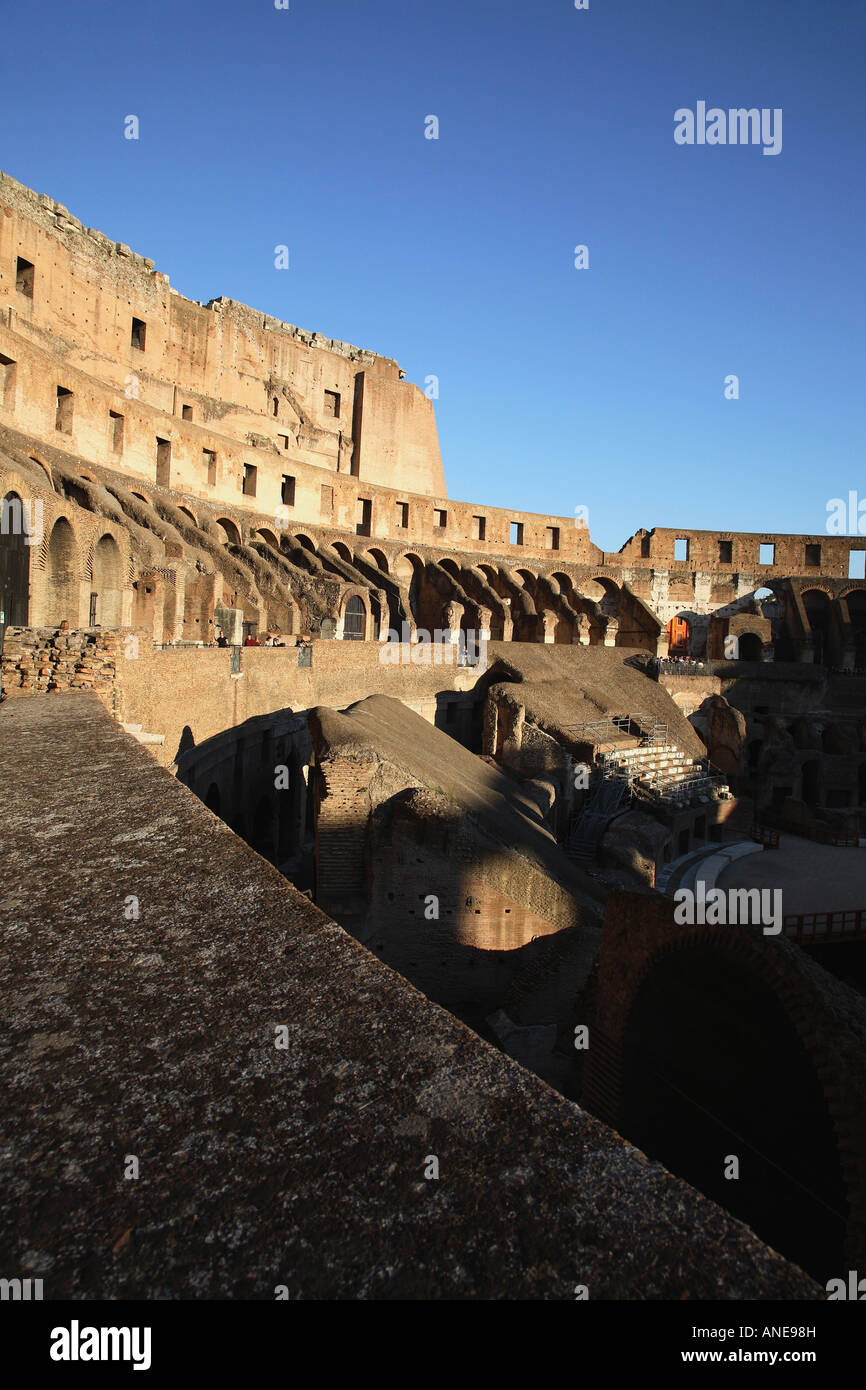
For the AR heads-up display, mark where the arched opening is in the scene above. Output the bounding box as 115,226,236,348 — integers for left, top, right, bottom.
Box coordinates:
343,593,366,641
131,492,151,506
204,783,221,815
332,541,353,564
91,534,123,628
802,759,820,808
177,506,197,526
844,590,866,666
439,557,461,580
215,518,241,548
394,553,424,624
0,491,30,636
46,517,78,627
738,631,762,661
621,948,847,1281
803,590,831,665
255,528,280,550
666,614,690,655
366,548,389,574
294,533,317,553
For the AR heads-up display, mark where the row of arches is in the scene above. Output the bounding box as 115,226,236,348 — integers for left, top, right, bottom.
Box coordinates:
1,493,126,633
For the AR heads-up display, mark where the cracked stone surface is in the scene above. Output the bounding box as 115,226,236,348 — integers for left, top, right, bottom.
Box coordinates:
0,691,818,1299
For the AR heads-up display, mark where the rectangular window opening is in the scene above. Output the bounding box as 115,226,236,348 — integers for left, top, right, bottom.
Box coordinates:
109,410,124,452
181,404,193,421
760,542,775,566
0,353,17,410
242,463,257,497
397,502,409,529
203,449,217,487
719,539,733,564
510,521,524,546
473,515,486,542
55,386,74,434
278,434,290,451
849,550,866,580
16,257,34,299
805,543,821,568
156,437,171,487
674,536,689,562
640,535,651,558
546,525,560,551
324,390,341,419
434,508,448,530
281,475,296,507
356,497,372,537
131,317,147,351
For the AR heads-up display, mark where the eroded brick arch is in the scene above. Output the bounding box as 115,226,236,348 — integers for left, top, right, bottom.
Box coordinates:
584,891,866,1274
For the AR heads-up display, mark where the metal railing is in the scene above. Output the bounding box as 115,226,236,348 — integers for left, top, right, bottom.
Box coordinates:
750,823,780,848
783,909,866,942
566,712,668,746
759,818,860,848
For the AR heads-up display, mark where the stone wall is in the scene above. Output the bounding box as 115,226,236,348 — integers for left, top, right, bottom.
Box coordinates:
0,625,117,706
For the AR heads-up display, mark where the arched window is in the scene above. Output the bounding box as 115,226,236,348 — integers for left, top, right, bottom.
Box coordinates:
343,594,366,640
1,491,30,634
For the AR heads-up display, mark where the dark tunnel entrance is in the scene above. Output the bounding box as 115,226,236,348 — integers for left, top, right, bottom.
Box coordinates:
621,949,847,1282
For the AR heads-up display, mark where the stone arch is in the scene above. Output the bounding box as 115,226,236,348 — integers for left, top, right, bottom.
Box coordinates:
802,589,831,664
78,469,98,484
294,533,317,553
586,895,865,1280
91,534,123,628
215,517,242,547
737,631,763,661
844,590,866,665
438,557,462,580
131,491,151,506
550,570,576,598
45,517,79,626
255,527,280,550
29,455,52,485
177,505,197,526
364,547,389,574
394,552,425,624
581,574,621,597
331,541,353,564
1,491,30,632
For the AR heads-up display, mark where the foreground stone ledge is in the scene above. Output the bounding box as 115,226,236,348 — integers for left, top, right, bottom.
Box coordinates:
0,693,818,1299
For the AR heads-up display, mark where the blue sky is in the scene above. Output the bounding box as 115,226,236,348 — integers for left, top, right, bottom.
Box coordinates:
2,0,864,551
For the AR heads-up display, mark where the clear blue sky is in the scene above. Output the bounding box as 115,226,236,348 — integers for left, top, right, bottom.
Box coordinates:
2,0,863,551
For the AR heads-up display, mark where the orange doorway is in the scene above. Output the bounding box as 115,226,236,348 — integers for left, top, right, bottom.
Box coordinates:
666,614,690,655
